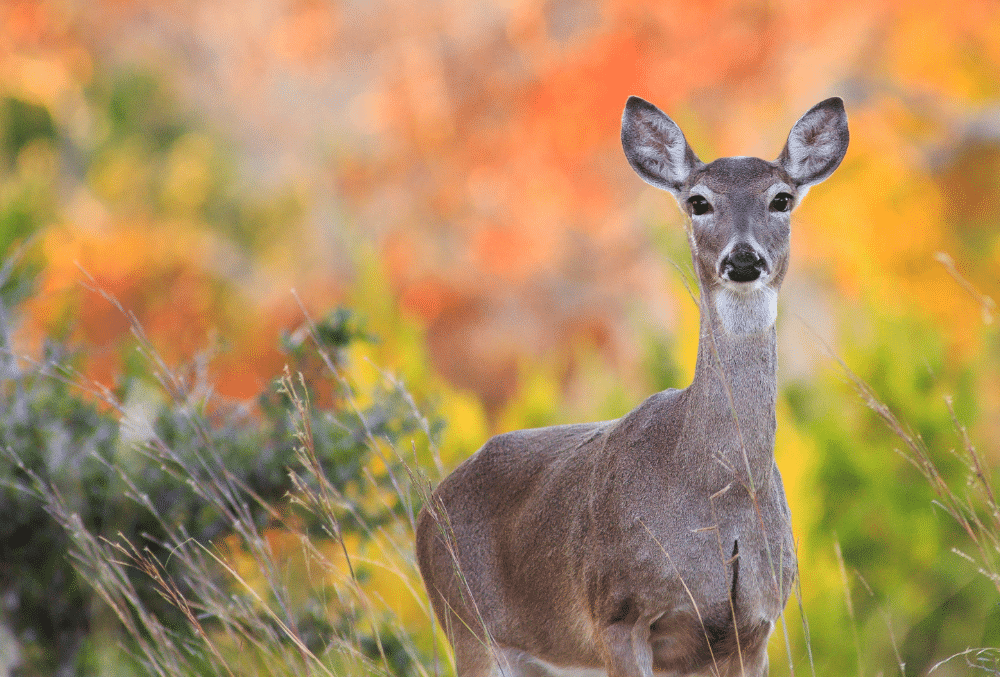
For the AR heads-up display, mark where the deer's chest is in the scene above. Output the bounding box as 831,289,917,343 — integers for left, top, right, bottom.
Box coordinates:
586,474,795,627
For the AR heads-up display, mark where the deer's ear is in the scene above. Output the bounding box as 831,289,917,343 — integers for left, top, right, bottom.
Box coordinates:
778,97,849,187
622,96,700,194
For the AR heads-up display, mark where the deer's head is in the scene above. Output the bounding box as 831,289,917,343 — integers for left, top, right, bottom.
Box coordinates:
622,97,849,334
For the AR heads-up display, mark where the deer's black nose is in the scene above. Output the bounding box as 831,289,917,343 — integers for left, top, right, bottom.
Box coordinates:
721,244,766,282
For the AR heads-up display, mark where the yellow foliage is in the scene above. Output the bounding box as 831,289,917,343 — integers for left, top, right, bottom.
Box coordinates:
887,3,998,102
16,137,58,179
435,387,489,467
87,139,151,206
775,401,821,539
670,272,701,386
356,531,429,627
162,133,215,214
496,360,562,433
7,1,1000,673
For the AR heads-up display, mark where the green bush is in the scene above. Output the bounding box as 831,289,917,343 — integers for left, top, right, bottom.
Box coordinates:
1,285,440,675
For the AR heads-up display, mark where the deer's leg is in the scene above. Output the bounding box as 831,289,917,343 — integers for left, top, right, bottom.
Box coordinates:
450,621,499,677
450,619,531,677
718,643,769,677
453,642,497,677
600,620,655,677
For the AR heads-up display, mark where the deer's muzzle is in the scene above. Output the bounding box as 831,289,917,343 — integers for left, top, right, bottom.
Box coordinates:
720,243,767,283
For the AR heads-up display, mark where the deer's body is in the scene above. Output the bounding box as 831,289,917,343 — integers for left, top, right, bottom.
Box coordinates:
417,97,849,677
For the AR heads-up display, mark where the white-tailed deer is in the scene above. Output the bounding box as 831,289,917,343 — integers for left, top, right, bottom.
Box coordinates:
416,96,849,677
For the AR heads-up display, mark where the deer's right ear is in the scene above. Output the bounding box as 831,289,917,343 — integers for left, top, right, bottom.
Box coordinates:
621,96,700,195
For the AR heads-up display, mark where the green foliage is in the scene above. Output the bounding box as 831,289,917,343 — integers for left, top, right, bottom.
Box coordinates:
0,96,57,310
782,306,998,677
0,67,445,674
0,96,56,164
84,70,305,252
282,307,377,359
0,286,438,675
0,344,115,674
103,72,186,150
0,36,997,677
642,332,684,392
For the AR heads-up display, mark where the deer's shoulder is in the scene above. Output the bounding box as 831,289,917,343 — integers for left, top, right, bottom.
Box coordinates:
605,388,690,454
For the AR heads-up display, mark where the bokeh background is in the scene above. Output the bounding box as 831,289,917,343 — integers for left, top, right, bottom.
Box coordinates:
2,0,999,675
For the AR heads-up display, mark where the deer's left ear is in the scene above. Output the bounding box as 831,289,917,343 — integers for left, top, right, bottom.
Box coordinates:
777,97,849,187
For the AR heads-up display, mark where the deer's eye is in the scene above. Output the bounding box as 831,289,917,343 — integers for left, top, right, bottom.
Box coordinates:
687,195,712,216
769,192,793,212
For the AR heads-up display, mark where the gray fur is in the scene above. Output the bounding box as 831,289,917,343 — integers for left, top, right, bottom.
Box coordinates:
416,96,848,677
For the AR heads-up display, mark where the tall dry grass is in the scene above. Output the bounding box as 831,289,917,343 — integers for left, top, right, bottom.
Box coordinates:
4,276,998,676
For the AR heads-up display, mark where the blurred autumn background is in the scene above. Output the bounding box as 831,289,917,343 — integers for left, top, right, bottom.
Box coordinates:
2,0,999,675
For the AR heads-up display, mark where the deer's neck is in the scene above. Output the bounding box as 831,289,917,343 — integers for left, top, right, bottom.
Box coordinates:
685,288,778,487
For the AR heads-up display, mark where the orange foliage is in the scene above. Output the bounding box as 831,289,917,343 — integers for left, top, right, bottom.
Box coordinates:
6,0,1000,412
24,219,311,399
6,4,1000,673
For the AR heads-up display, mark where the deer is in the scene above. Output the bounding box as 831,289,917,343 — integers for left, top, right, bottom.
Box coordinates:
415,95,849,677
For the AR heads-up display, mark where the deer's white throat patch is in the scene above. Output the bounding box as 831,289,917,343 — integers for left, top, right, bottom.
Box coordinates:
713,284,778,335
